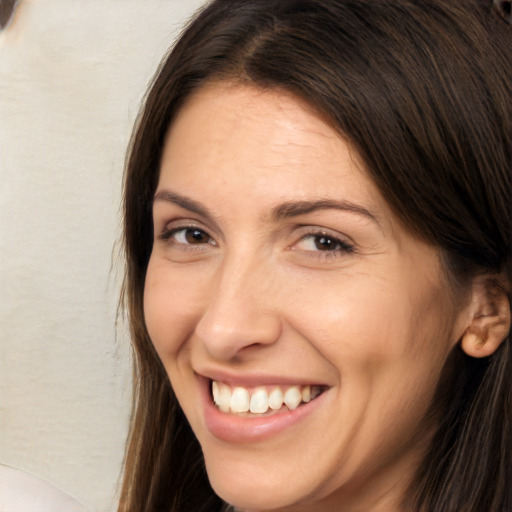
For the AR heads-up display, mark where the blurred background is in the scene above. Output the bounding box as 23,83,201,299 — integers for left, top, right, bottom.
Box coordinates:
0,1,207,510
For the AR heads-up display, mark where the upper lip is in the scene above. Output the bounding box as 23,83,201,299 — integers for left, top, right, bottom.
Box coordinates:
194,366,329,388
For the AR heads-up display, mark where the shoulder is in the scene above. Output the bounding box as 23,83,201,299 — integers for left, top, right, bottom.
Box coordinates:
0,465,89,512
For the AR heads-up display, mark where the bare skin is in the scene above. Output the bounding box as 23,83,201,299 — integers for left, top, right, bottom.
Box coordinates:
144,83,475,512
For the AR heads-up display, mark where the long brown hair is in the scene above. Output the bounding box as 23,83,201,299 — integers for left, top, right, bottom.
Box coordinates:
119,1,512,511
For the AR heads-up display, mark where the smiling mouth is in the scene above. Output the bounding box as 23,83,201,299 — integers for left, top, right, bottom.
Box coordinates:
211,380,326,416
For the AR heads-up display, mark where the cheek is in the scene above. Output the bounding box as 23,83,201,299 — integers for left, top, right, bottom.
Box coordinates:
143,258,205,359
289,273,399,363
294,272,453,450
291,266,455,390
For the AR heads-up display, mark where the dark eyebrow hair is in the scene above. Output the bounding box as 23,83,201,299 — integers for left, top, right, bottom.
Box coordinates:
153,190,213,219
271,199,381,226
154,190,381,228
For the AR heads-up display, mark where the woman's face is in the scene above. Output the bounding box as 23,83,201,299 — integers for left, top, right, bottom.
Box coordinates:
144,84,469,511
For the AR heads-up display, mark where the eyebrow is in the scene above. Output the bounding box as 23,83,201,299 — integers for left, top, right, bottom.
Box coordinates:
154,190,213,219
154,190,380,227
271,199,380,225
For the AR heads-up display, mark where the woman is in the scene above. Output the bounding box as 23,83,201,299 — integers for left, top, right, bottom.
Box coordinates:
119,1,511,511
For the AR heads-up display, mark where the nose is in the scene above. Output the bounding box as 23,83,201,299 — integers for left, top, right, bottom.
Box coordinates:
195,254,282,360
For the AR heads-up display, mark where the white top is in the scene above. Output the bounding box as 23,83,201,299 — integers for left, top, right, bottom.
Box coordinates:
0,465,88,512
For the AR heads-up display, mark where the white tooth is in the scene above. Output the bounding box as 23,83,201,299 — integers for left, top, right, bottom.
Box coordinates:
231,387,250,413
268,387,284,410
218,383,232,413
302,385,311,403
212,381,220,404
250,387,269,414
284,386,302,410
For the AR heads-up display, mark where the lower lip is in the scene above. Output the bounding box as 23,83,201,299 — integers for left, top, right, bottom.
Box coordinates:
200,378,327,443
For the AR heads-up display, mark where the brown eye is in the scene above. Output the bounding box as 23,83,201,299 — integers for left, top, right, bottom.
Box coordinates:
161,226,216,246
293,232,354,256
184,228,210,244
314,235,340,251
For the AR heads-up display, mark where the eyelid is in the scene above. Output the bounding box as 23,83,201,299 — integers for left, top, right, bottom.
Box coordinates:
156,216,210,235
292,225,355,244
152,200,224,240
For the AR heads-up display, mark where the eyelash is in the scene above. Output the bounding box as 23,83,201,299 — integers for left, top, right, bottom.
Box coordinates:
158,225,355,259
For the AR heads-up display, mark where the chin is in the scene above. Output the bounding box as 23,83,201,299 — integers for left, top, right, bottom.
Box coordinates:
203,453,323,512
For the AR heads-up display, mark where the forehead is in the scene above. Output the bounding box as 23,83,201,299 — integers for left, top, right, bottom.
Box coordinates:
159,82,394,229
166,82,345,166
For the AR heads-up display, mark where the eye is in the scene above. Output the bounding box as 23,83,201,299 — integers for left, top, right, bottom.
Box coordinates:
310,234,345,251
176,228,211,245
294,231,354,255
160,226,216,247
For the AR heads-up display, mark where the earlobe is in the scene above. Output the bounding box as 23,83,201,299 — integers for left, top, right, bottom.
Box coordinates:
460,276,511,358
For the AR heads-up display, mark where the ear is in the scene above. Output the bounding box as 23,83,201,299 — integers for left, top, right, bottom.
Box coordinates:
461,275,511,358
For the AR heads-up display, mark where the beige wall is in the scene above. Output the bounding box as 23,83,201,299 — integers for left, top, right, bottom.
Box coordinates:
0,1,207,510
